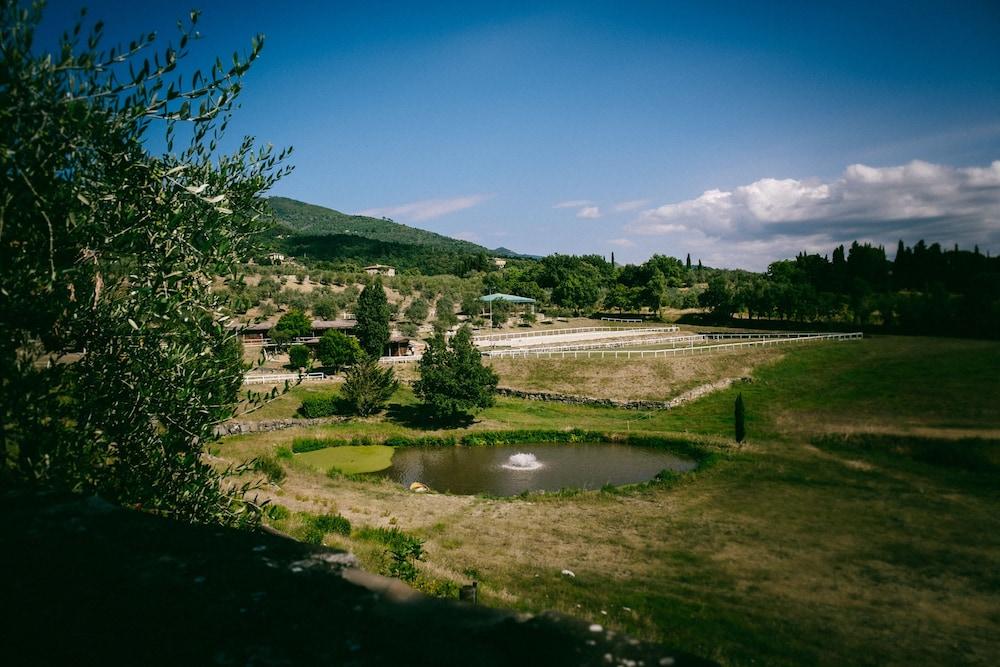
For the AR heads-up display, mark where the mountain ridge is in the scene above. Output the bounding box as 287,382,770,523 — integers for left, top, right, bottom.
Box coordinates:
268,196,528,258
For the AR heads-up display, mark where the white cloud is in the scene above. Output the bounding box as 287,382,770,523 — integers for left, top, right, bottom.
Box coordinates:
553,199,595,209
614,199,650,212
627,159,1000,269
359,193,493,222
607,238,635,247
577,206,601,219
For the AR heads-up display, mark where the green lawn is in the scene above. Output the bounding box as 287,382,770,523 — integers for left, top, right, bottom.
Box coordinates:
218,335,1000,666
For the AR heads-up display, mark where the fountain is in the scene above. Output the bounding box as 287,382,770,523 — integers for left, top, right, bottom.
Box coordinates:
502,452,543,471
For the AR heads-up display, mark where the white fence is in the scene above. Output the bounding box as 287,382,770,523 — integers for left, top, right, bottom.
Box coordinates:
700,332,850,340
487,334,707,355
243,371,326,385
380,354,423,364
482,332,862,359
473,325,678,343
242,336,325,348
600,317,644,323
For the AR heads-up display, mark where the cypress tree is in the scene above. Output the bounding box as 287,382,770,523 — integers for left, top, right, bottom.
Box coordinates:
355,277,391,358
734,393,746,443
686,253,692,270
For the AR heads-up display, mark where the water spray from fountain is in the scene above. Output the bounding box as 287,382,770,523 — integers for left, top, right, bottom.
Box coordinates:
502,452,543,471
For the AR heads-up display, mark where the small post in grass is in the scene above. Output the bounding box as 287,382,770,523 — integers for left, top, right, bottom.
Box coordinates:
734,392,746,443
459,581,478,605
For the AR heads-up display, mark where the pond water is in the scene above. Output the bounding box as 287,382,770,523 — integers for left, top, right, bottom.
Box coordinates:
372,443,697,496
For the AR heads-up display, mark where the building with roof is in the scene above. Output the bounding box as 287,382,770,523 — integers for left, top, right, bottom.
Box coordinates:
232,317,412,357
363,264,396,277
479,292,537,327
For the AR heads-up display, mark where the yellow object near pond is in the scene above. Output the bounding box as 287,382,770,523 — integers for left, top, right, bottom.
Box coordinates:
296,445,394,475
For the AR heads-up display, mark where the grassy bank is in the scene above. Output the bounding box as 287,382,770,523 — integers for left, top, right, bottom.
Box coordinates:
217,336,1000,666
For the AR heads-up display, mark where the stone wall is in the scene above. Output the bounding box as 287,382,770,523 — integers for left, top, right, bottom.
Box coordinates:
214,416,346,437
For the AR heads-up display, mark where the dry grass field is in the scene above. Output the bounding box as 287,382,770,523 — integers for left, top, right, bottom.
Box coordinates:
488,348,784,401
216,335,1000,666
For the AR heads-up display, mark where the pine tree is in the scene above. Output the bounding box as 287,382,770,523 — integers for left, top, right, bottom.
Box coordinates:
355,277,390,358
414,326,498,420
341,357,399,416
734,393,746,443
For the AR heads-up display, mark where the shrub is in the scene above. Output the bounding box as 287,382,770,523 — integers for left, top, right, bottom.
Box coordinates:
254,455,286,484
341,357,399,416
298,395,340,418
288,344,312,370
266,504,291,521
300,523,326,545
275,446,294,460
291,437,332,453
354,526,424,583
313,513,352,536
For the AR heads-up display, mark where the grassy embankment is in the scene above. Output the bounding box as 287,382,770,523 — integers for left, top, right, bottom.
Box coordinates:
217,336,1000,666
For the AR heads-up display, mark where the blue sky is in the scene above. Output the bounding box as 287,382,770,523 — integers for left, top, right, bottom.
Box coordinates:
39,1,1000,268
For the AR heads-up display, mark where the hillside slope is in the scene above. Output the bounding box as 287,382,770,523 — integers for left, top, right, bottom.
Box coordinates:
269,196,492,255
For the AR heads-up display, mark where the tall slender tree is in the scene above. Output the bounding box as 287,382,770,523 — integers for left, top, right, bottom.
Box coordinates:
355,277,390,358
735,393,746,443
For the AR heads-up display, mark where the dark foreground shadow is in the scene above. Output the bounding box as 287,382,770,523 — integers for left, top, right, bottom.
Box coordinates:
2,493,715,666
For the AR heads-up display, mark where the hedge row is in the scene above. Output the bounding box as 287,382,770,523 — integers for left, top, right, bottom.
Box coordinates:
298,395,340,419
291,435,378,453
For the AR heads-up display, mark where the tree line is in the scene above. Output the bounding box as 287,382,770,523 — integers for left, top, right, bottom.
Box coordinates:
698,241,1000,338
484,252,710,316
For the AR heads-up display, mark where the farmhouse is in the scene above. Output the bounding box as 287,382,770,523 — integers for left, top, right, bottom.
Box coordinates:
233,318,411,357
492,257,508,269
363,264,396,277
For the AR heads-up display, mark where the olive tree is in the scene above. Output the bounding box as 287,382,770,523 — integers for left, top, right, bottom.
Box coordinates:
0,3,292,526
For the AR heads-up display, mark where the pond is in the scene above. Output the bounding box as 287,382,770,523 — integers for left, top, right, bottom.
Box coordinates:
371,443,697,496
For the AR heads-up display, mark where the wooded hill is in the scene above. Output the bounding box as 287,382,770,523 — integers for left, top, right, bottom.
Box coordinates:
265,197,529,274
269,197,496,254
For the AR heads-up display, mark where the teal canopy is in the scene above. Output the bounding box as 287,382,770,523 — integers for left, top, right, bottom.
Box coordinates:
479,293,536,304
